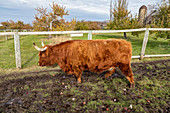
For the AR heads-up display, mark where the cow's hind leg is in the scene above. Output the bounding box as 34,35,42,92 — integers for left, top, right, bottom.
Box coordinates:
105,67,116,78
119,64,135,88
74,71,83,83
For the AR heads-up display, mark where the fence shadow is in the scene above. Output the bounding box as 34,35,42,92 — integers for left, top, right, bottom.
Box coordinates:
0,37,14,44
22,52,38,68
95,34,125,39
145,38,170,54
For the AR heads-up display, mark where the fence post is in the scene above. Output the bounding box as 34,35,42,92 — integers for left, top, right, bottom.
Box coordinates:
140,28,149,59
4,30,8,40
88,31,92,40
14,32,22,68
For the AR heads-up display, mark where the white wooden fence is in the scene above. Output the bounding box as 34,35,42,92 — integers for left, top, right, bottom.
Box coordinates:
0,28,170,68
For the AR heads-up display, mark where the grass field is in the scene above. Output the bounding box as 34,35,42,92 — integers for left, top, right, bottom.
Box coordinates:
0,32,169,69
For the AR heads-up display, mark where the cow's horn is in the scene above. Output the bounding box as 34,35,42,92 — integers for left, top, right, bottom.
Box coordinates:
42,41,45,47
33,42,47,51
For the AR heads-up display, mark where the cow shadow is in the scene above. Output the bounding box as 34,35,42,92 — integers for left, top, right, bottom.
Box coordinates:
81,68,130,87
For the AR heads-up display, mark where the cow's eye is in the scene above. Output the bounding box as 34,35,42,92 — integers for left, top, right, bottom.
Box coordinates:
42,53,46,57
41,53,46,58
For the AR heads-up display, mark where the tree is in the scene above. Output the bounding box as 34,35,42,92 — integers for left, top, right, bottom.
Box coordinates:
153,0,169,28
74,20,101,30
1,20,32,30
33,2,76,31
150,0,170,39
88,21,101,30
108,0,140,39
0,21,10,29
33,6,49,31
74,20,89,30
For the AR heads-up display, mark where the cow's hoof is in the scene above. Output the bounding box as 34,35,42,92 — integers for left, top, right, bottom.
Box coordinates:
130,83,135,88
77,80,81,83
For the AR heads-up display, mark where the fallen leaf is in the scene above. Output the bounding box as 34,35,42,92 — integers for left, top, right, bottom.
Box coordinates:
154,97,157,99
129,104,132,109
147,100,151,103
124,107,127,111
106,108,109,111
43,101,47,103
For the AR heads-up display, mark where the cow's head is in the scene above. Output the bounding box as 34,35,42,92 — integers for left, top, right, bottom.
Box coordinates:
33,42,53,66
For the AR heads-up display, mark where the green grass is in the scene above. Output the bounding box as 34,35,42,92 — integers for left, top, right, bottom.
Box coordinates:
0,35,48,69
0,32,169,69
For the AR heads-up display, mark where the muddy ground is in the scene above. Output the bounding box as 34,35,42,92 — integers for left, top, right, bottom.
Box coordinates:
0,59,169,112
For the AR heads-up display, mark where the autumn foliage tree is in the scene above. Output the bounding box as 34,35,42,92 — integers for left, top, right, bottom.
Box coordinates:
33,2,76,31
108,0,140,39
33,6,49,31
0,20,32,29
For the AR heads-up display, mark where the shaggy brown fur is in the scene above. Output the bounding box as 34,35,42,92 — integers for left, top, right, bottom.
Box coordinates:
36,39,134,87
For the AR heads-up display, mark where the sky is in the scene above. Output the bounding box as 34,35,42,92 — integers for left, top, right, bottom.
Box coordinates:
0,0,162,24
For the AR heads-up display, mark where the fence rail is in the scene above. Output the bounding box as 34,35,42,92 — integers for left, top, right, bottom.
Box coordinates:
0,28,169,36
0,28,170,68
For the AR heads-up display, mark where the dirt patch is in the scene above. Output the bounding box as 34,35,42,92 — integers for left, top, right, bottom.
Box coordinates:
0,59,169,112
